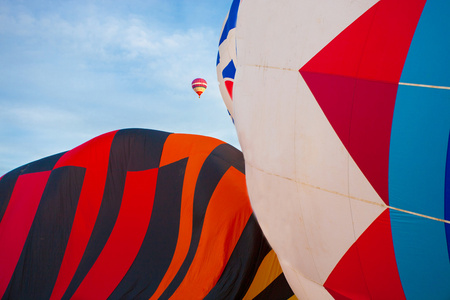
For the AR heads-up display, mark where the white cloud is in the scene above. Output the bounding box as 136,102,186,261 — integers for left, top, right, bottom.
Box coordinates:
0,1,238,175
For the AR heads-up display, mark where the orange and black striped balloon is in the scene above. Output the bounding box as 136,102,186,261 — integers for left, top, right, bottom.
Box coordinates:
0,129,295,300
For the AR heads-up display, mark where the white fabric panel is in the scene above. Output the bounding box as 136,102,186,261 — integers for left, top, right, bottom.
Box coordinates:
293,76,350,195
350,198,387,239
297,179,356,282
281,263,335,300
348,158,387,237
231,0,382,298
236,0,378,70
235,66,297,180
245,157,386,287
245,165,320,283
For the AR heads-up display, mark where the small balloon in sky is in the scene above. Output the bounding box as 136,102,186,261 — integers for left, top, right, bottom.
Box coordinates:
191,78,207,98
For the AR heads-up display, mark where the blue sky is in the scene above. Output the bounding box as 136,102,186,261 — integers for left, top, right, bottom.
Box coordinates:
0,0,237,175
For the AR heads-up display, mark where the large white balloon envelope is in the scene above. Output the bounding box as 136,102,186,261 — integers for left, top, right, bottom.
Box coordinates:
217,0,450,299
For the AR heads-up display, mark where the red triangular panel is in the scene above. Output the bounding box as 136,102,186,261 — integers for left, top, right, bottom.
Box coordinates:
324,244,370,300
225,80,234,100
300,0,426,204
324,209,405,299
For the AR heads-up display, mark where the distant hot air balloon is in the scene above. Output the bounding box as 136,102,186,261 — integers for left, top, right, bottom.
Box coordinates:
191,78,207,98
0,128,296,300
219,0,450,299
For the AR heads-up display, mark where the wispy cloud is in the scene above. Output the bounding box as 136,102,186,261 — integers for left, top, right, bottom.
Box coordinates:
0,0,237,175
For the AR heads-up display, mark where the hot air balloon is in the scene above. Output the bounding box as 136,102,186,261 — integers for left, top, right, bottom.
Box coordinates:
219,0,450,299
217,0,240,123
191,78,207,98
0,128,296,300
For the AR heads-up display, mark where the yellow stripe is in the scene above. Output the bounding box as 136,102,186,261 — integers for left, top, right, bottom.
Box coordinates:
243,250,284,300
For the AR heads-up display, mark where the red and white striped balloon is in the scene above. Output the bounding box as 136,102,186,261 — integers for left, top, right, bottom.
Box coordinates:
191,78,207,98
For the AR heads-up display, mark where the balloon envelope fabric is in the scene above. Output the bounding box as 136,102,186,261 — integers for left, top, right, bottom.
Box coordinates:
220,0,450,299
0,128,295,300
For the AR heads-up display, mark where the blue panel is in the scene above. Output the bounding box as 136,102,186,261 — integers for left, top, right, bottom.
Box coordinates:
218,0,241,46
222,60,236,80
446,133,450,259
390,0,450,295
400,0,450,87
390,85,450,218
390,209,450,300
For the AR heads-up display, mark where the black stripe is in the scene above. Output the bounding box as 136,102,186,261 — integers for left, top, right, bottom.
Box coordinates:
108,158,187,299
159,143,245,299
0,152,65,223
253,273,295,300
204,213,272,299
20,152,66,174
214,143,245,174
117,129,171,172
0,170,21,225
62,129,170,299
3,166,85,299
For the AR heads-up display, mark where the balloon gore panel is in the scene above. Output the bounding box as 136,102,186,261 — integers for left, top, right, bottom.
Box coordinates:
0,128,295,300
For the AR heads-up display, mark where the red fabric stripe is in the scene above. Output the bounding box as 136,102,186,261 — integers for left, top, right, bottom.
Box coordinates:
324,209,405,299
192,78,207,84
71,168,158,299
300,0,425,204
348,79,397,203
0,171,51,297
356,209,405,299
50,131,117,300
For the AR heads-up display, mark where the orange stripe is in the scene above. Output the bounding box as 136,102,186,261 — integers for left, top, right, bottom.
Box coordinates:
150,134,223,300
158,133,222,168
170,167,252,299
